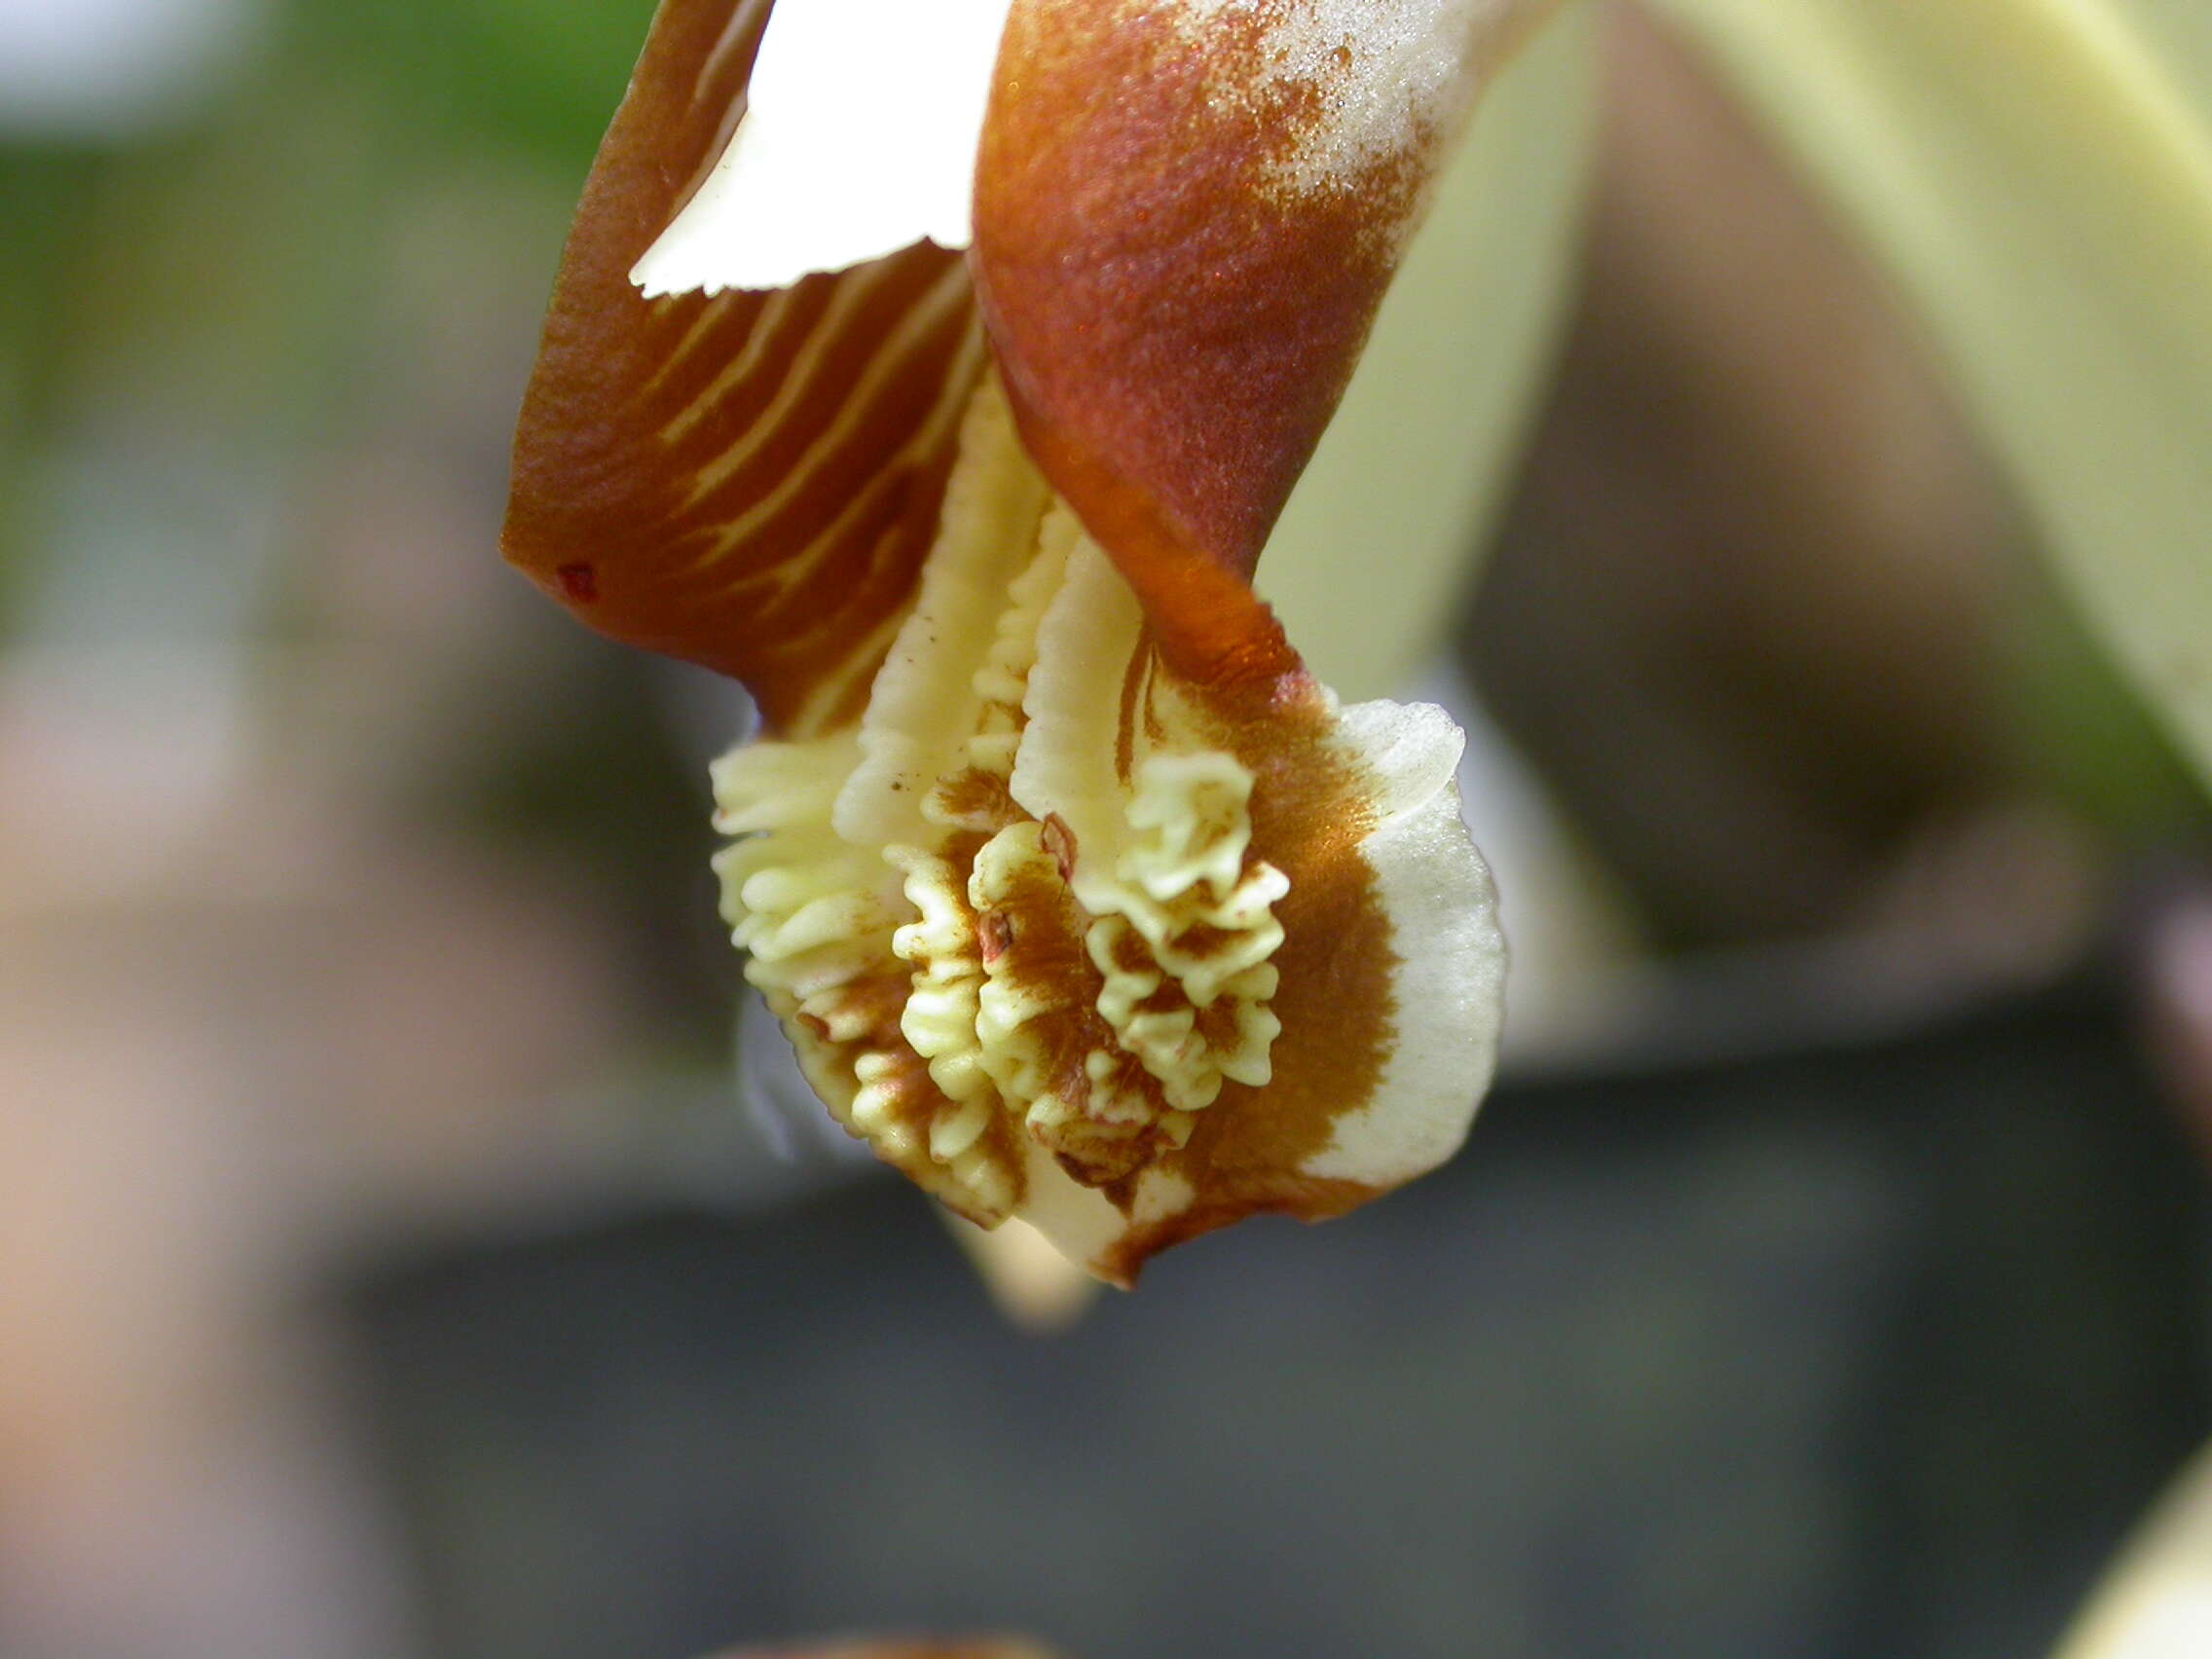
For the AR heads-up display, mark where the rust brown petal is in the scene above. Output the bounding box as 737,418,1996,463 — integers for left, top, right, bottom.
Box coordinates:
972,0,1530,698
503,0,987,737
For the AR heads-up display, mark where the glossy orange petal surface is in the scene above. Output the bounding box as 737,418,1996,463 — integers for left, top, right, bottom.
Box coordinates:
972,0,1524,697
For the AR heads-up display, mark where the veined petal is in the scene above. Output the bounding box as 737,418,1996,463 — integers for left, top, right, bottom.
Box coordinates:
503,0,988,736
1647,0,2212,788
511,0,1521,1279
634,0,1018,295
972,0,1553,695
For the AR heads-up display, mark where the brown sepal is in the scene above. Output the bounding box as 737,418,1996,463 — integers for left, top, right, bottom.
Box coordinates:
972,0,1454,697
503,0,986,736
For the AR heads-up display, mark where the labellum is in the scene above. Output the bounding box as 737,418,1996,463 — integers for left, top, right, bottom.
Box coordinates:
505,0,1527,1284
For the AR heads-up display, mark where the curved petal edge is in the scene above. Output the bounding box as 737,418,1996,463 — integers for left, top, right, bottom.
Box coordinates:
502,0,987,735
972,0,1553,693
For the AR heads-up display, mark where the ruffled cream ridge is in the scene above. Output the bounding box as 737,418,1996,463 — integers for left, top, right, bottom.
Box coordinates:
505,0,1534,1283
712,376,1504,1282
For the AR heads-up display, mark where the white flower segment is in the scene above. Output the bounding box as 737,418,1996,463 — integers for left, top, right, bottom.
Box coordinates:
633,0,1018,295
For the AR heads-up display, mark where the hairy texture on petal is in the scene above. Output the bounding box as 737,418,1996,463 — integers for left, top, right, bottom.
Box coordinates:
972,0,1544,696
504,0,987,735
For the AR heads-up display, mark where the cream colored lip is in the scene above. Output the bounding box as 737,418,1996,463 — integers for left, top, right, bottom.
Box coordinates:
512,0,1523,1279
713,378,1296,1249
712,376,1503,1282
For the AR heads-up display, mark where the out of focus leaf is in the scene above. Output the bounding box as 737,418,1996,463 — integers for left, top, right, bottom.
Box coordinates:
0,150,100,627
294,0,657,163
1259,0,1600,701
1647,0,2212,792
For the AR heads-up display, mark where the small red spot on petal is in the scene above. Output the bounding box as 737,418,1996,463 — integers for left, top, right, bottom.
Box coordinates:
555,563,598,604
980,912,1014,967
1041,814,1079,884
796,1013,830,1041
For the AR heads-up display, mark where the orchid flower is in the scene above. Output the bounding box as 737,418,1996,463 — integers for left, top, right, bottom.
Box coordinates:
505,0,2212,1297
505,0,1549,1284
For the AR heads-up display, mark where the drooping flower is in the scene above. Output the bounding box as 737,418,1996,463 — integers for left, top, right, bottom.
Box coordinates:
504,0,1543,1284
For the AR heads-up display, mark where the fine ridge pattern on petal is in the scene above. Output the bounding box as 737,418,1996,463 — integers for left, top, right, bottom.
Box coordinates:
503,0,988,734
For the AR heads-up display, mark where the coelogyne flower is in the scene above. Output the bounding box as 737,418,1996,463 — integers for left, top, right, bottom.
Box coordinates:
504,0,1542,1283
